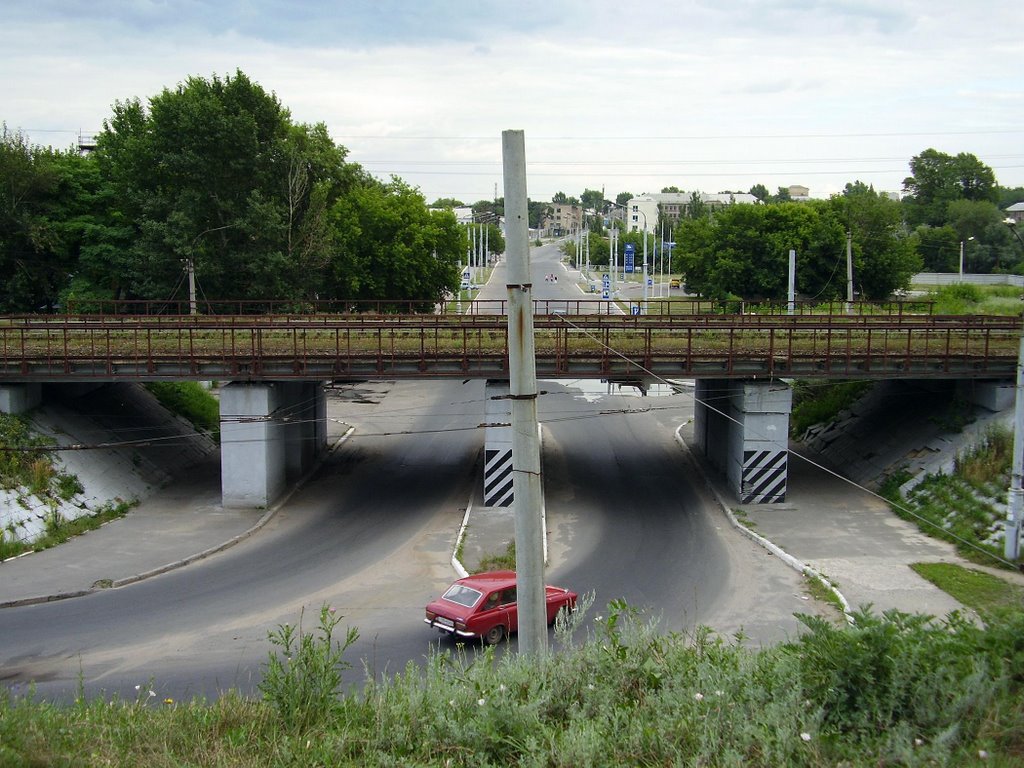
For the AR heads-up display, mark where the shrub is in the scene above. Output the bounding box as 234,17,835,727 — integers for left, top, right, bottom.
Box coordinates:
259,605,358,731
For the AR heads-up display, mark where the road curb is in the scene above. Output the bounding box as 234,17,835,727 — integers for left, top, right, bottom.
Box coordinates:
673,424,855,624
0,426,356,610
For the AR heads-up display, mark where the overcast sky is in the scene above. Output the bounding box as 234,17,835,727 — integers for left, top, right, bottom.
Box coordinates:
3,0,1022,205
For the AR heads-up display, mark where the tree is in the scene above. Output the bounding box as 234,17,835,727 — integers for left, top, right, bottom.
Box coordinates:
580,188,604,213
325,178,461,308
748,184,770,202
902,148,998,228
552,191,569,204
0,126,97,311
615,191,633,207
88,70,364,303
430,198,464,208
829,185,921,298
675,196,917,302
661,186,681,193
685,191,707,220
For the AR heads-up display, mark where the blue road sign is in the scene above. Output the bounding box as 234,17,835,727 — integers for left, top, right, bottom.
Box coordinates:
624,243,635,274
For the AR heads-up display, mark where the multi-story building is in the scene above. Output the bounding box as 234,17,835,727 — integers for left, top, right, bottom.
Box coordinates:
623,191,761,231
540,202,583,237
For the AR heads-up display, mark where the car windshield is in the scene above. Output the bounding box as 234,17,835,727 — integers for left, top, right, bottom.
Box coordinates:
442,584,483,608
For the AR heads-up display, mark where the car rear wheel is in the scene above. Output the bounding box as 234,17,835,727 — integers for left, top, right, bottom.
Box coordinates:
483,624,506,645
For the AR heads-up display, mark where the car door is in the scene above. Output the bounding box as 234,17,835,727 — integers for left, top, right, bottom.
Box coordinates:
500,587,518,632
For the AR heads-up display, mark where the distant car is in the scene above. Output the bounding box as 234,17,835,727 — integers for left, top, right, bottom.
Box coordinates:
424,570,578,644
669,278,681,288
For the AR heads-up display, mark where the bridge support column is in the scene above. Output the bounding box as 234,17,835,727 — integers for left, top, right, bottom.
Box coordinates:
483,380,514,506
219,381,326,508
0,383,41,414
695,379,791,504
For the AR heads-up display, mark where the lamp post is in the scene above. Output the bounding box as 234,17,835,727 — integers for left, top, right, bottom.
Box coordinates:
958,236,975,282
1005,218,1024,248
185,224,235,315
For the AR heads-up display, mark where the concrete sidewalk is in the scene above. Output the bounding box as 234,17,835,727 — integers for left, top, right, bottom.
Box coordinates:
0,456,265,608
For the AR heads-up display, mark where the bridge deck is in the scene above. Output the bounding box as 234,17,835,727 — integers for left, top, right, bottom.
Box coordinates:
0,312,1019,382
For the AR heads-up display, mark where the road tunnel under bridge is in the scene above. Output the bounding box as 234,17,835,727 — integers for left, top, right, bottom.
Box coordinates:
694,379,792,504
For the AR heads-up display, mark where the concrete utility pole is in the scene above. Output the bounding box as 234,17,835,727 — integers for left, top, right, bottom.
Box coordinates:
787,249,796,315
845,231,854,315
502,129,547,655
1006,336,1024,560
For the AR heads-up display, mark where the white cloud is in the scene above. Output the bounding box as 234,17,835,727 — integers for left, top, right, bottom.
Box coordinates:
2,0,1022,203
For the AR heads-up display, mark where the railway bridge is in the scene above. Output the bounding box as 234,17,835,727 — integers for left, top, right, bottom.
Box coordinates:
1,300,1018,508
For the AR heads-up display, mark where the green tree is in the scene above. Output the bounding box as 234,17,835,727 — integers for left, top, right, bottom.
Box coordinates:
430,198,464,208
0,126,97,311
90,70,361,303
748,183,770,202
902,148,998,228
911,224,960,272
325,178,461,308
580,188,604,213
829,184,922,299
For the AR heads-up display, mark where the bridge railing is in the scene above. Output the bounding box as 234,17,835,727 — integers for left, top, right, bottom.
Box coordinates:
0,313,1019,381
53,298,939,318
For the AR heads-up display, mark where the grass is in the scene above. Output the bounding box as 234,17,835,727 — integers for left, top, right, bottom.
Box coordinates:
910,562,1024,617
884,424,1020,570
2,603,1023,766
790,380,873,437
803,572,846,614
474,540,515,573
927,283,1024,316
0,500,135,560
144,381,220,442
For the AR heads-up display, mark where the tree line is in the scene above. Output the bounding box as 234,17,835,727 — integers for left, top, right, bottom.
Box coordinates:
551,152,1023,302
1,71,467,313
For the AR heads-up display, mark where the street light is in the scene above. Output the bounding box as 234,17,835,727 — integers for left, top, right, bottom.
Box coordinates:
1005,218,1024,248
958,236,975,282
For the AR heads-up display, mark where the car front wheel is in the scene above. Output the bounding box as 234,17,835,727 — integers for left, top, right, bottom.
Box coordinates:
483,625,506,645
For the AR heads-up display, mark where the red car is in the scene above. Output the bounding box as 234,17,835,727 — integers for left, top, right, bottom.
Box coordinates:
425,570,578,645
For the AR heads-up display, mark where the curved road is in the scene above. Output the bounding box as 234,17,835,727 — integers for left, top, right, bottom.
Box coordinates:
0,242,814,702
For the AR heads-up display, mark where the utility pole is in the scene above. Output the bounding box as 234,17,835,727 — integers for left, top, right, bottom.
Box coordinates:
787,249,796,315
187,258,197,316
1006,336,1024,561
502,129,546,655
845,230,854,315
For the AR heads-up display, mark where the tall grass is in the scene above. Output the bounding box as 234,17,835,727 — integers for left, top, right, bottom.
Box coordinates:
2,603,1023,766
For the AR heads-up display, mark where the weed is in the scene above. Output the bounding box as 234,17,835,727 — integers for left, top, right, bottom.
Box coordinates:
475,540,516,573
258,604,358,731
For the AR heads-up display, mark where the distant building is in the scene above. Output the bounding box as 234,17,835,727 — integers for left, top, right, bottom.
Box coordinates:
624,191,760,230
540,202,582,237
77,132,97,155
1005,201,1024,225
787,185,810,201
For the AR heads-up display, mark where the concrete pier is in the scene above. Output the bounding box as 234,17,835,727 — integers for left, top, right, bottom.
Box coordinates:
695,379,791,504
219,381,326,508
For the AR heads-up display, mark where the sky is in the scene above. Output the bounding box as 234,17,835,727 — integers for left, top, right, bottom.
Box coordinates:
3,0,1022,206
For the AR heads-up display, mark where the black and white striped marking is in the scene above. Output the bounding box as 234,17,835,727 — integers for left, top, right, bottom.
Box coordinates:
484,448,514,507
741,449,787,504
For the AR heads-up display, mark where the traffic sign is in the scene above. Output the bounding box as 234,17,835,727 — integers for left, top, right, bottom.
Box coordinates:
602,289,609,299
631,305,641,315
